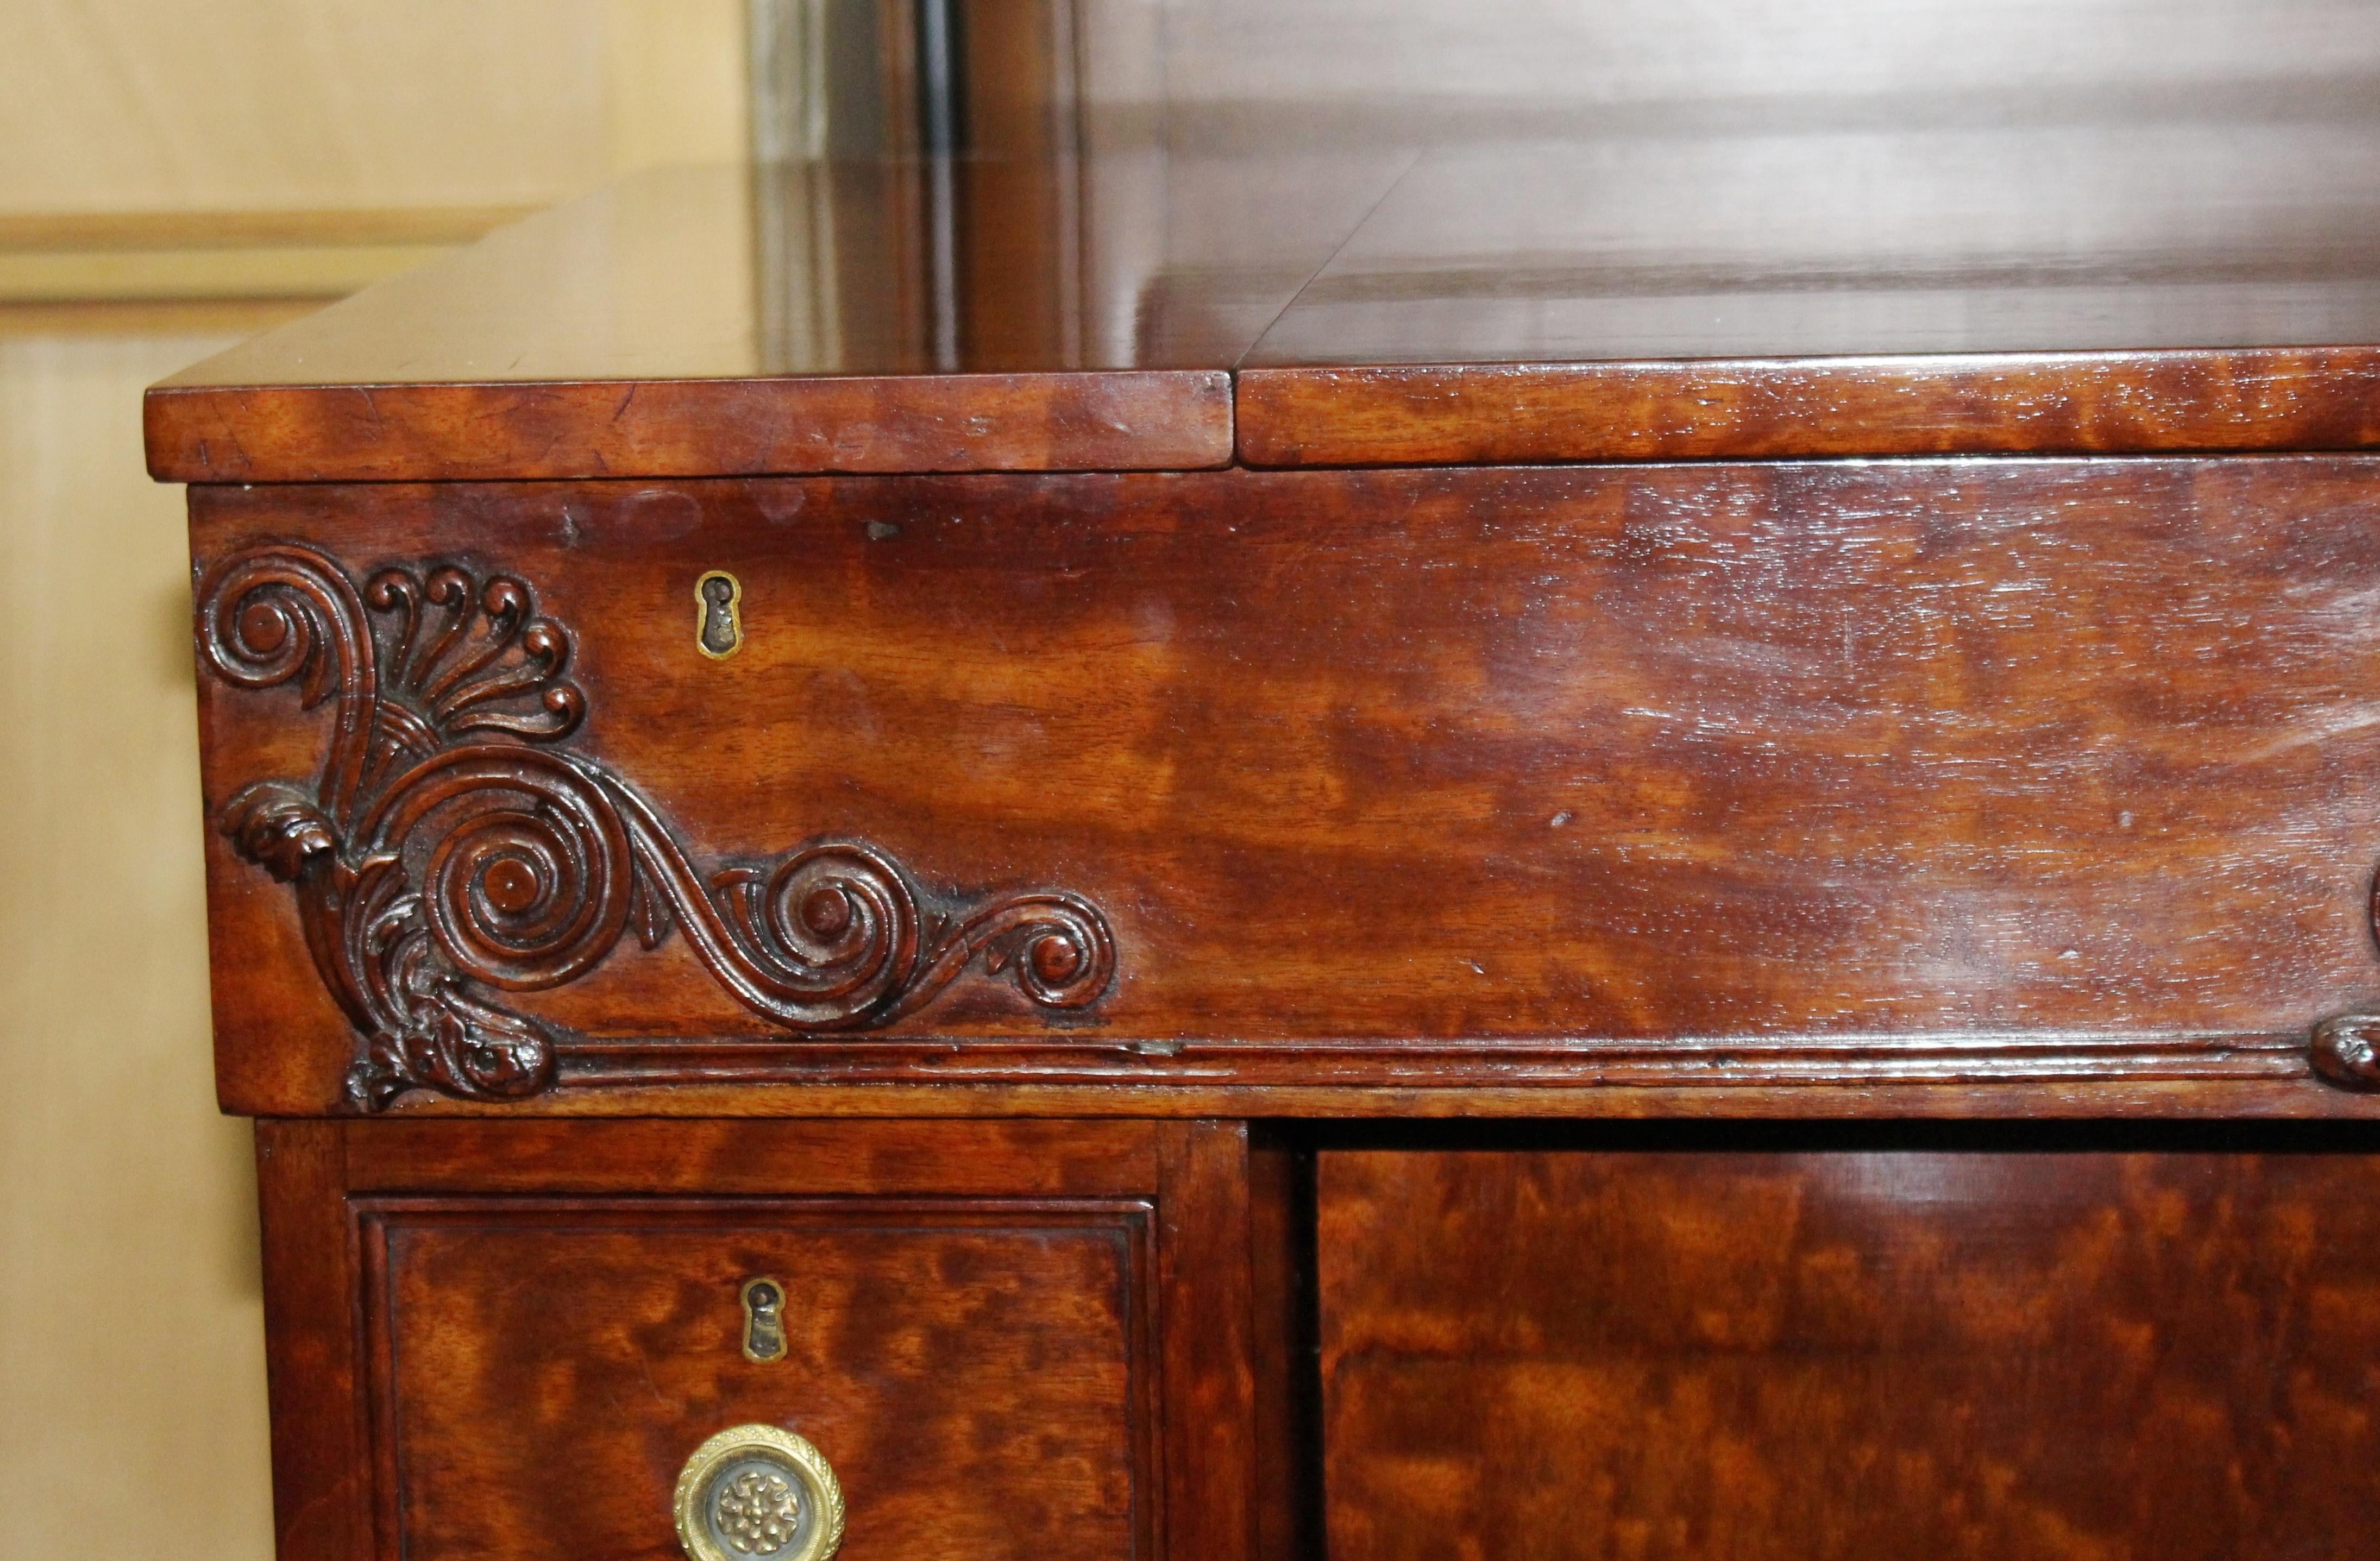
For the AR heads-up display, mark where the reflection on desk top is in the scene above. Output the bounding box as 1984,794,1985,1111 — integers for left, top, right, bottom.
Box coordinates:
146,97,2380,481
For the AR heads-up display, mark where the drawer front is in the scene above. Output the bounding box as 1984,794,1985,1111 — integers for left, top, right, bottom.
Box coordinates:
1319,1145,2380,1560
363,1199,1151,1561
190,460,2380,1112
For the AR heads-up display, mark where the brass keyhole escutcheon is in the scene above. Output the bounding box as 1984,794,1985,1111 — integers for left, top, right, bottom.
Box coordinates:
741,1275,788,1363
696,570,743,659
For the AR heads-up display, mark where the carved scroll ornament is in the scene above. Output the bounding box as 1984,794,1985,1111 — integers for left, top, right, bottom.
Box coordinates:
2314,873,2380,1089
2313,1016,2380,1088
199,544,1116,1110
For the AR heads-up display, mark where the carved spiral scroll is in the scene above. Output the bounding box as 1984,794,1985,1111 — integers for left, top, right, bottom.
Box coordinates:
198,543,1120,1110
202,546,379,814
714,844,923,1018
377,746,635,991
892,890,1117,1019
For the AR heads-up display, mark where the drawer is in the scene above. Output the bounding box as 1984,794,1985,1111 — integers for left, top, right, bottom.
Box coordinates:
361,1198,1153,1561
1318,1140,2380,1560
254,1119,1257,1561
189,460,2380,1114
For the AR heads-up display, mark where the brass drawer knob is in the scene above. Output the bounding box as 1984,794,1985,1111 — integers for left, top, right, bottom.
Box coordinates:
674,1424,845,1561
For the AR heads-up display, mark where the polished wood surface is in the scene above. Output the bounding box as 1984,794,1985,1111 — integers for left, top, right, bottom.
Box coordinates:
1235,349,2380,466
374,1200,1148,1560
193,461,2380,1116
340,1118,1163,1195
253,1122,371,1561
1320,1140,2380,1560
254,1118,1258,1561
1156,1122,1262,1561
146,368,1232,482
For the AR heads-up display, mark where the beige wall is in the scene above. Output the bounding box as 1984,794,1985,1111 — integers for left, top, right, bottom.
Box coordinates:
0,0,747,306
3,0,745,213
0,7,746,1558
0,320,284,1559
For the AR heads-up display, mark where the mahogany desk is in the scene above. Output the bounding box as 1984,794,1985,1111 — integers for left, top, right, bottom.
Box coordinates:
150,118,2380,1560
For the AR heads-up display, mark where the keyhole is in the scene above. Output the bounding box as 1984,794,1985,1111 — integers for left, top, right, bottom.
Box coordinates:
697,571,743,659
741,1275,788,1362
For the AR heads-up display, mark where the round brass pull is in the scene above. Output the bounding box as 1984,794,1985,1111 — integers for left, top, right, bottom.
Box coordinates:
674,1424,846,1561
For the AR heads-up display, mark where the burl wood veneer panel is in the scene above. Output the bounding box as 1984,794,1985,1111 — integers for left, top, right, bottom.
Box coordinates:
190,460,2380,1112
1318,1147,2380,1561
368,1200,1151,1561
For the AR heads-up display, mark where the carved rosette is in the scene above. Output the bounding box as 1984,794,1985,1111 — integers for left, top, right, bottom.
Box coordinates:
199,543,1116,1110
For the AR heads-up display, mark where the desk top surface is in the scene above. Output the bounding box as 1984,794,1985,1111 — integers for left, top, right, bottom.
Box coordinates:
146,97,2380,480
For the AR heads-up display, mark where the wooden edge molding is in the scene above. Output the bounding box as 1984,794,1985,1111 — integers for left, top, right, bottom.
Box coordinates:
310,1074,2380,1121
146,370,1235,482
199,541,1120,1112
1233,349,2380,465
523,1030,2335,1101
218,1028,2380,1118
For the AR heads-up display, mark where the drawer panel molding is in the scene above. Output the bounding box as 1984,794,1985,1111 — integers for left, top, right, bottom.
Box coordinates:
198,541,1119,1110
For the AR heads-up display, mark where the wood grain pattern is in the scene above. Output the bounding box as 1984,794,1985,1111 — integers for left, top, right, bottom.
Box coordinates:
146,371,1233,483
196,540,1117,1110
253,1121,370,1561
1156,1123,1258,1561
1235,350,2380,467
192,460,2380,1115
342,1119,1162,1196
1320,1145,2380,1561
369,1198,1151,1561
251,1120,1260,1561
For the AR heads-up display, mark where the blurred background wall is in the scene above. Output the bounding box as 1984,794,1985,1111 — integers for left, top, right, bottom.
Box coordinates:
0,5,745,1556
